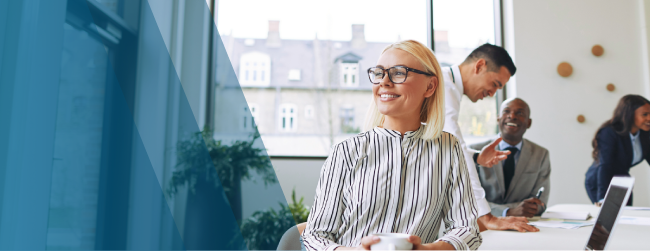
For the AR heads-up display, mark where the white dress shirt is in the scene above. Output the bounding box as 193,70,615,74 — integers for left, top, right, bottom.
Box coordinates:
441,65,492,217
498,137,523,166
631,131,642,165
301,126,482,251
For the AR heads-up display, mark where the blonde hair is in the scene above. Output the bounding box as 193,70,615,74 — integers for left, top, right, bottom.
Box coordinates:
362,40,445,140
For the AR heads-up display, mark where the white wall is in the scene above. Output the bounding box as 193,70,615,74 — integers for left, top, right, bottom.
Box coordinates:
506,0,650,206
272,158,324,208
277,0,650,210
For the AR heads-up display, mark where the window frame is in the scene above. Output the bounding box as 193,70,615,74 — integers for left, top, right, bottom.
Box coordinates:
340,62,360,87
278,104,298,132
215,0,505,159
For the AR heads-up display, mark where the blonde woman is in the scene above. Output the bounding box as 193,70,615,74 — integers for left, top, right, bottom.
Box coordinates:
301,40,481,250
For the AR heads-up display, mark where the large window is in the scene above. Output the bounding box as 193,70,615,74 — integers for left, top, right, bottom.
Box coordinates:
217,0,501,156
218,0,428,156
433,0,501,143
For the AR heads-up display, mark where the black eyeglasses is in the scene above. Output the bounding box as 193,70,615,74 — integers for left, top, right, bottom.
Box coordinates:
367,66,434,84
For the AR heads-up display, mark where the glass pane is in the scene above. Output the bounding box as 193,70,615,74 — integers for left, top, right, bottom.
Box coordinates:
433,0,499,142
95,0,122,16
218,0,428,157
47,22,108,250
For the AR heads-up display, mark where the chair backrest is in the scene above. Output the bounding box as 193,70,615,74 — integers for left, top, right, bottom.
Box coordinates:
276,223,307,251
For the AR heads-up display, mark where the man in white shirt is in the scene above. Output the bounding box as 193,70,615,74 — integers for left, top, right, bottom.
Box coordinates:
442,43,539,232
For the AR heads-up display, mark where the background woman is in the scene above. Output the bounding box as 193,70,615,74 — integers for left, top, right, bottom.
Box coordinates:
585,94,650,205
300,40,481,250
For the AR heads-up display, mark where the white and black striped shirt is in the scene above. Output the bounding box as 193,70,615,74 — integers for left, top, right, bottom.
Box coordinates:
302,126,481,251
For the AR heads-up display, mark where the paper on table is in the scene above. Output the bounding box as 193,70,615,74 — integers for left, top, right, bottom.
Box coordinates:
528,220,594,229
625,206,650,210
541,211,591,220
618,216,650,226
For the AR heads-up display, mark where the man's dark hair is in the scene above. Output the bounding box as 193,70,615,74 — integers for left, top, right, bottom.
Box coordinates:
462,43,516,76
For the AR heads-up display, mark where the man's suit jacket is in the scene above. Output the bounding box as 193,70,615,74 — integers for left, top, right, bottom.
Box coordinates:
470,138,551,217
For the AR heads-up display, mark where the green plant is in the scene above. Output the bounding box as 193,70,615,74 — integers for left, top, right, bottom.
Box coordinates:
167,129,276,222
287,189,310,223
240,189,310,250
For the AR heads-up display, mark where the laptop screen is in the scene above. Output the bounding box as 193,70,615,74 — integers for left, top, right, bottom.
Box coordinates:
585,185,629,250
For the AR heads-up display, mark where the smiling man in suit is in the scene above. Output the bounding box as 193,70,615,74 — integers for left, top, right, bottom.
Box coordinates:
470,98,551,217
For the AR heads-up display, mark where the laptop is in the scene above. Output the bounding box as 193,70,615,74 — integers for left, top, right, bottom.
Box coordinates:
584,176,635,251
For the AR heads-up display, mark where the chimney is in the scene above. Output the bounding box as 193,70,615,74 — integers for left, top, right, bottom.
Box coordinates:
351,24,366,49
266,20,281,48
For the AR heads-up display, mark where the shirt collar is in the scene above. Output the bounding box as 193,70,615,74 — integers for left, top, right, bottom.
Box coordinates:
498,136,523,151
373,124,425,139
631,130,640,142
450,65,464,92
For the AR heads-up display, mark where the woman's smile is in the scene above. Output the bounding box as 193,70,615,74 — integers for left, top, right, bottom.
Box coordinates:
379,91,401,101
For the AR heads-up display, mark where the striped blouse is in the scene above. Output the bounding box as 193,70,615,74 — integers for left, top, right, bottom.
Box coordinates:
301,126,481,251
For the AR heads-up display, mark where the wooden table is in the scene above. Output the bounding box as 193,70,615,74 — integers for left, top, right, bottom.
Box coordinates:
479,204,650,250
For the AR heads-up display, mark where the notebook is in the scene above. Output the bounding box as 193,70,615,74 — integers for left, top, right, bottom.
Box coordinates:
541,211,591,220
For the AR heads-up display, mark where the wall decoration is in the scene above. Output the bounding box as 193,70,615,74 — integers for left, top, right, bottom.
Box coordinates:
592,45,604,57
577,115,586,123
606,83,615,92
557,62,573,77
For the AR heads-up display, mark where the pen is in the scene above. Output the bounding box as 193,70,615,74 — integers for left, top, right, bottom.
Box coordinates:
536,187,545,199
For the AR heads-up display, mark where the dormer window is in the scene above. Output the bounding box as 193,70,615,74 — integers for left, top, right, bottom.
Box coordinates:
340,63,359,87
239,52,271,87
335,52,362,88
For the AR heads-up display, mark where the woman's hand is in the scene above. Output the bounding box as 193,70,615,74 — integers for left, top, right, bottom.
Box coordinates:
335,236,381,250
357,236,381,250
594,201,602,207
408,235,426,250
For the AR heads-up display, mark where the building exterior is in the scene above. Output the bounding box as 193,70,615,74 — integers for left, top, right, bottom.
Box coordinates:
218,21,489,156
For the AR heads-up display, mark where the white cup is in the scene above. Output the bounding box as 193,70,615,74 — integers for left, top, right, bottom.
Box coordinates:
370,233,413,250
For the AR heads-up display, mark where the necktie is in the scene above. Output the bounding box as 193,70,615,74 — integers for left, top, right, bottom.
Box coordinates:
503,147,519,193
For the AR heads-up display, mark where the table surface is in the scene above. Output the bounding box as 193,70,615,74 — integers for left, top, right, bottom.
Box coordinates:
478,204,650,250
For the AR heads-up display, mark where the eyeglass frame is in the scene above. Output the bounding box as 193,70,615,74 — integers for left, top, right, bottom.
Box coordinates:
367,65,435,84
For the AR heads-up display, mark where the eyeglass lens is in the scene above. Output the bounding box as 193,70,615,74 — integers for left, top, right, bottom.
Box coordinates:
368,67,408,84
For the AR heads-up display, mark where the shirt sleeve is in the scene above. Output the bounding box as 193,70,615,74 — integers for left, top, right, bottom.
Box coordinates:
596,128,618,201
301,144,347,251
437,137,482,250
442,81,491,217
488,201,518,217
530,149,551,215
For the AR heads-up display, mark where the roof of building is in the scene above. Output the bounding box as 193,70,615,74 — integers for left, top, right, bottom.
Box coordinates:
221,34,392,90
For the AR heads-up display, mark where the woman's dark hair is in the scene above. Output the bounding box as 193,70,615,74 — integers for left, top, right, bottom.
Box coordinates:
592,94,650,160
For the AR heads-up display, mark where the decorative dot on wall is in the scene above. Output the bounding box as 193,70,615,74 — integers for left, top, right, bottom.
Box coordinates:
557,62,573,77
606,83,616,92
592,45,604,57
577,115,586,123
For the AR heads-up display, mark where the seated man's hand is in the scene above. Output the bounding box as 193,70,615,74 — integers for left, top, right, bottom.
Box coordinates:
507,198,545,218
477,138,511,167
480,213,539,232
